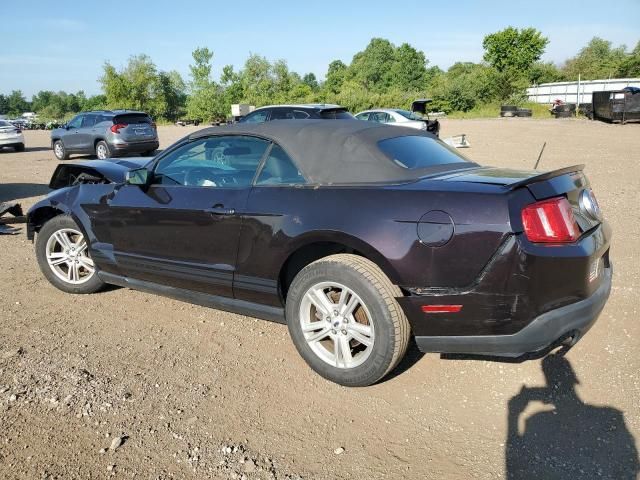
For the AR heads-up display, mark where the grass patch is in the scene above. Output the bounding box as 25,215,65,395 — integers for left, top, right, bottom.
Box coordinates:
446,102,552,119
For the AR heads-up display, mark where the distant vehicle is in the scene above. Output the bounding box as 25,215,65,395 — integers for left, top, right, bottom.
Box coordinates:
237,104,353,124
355,106,441,137
50,110,159,160
0,119,25,152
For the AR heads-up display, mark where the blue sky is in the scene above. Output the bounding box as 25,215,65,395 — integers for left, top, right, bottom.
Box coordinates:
1,0,638,97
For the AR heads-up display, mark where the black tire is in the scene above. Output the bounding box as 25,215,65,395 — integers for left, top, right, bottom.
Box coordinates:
95,141,111,160
286,254,410,387
554,111,574,119
500,111,516,117
500,105,517,112
53,140,68,160
516,109,532,117
143,150,157,157
554,104,576,113
15,143,25,152
35,215,105,295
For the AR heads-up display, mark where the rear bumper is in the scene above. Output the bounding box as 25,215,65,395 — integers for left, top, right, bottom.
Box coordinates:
414,266,612,356
109,140,159,155
0,135,24,146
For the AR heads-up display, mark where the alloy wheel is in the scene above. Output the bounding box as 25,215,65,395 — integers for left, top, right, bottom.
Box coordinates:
299,282,375,369
45,228,95,284
96,144,107,159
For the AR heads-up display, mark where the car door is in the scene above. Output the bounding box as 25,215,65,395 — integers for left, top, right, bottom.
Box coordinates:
77,113,98,152
95,135,271,298
62,114,84,151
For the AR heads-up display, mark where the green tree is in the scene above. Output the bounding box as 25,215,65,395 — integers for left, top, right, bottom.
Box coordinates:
388,43,429,91
101,54,184,120
431,63,498,112
483,27,549,73
483,27,548,98
186,47,225,121
0,94,7,114
562,37,626,80
617,41,640,77
6,90,30,116
348,38,396,92
302,73,319,91
529,62,565,84
323,60,348,95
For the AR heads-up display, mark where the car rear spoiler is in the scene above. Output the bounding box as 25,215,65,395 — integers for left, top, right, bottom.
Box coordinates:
504,164,585,190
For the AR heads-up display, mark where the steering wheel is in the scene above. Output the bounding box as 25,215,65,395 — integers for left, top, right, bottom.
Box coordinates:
185,168,217,187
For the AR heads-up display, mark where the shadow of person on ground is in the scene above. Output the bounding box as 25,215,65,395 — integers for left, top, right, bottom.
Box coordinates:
0,183,50,203
506,352,639,480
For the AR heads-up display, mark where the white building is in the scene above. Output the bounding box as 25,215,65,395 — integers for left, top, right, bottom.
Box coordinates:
527,78,640,105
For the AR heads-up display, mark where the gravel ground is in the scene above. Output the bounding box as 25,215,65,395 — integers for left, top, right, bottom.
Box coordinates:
0,119,638,479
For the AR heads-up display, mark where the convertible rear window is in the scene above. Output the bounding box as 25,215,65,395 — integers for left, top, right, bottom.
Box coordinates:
377,135,470,169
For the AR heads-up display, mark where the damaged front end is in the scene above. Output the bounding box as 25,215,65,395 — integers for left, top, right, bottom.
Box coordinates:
27,158,150,241
48,158,152,190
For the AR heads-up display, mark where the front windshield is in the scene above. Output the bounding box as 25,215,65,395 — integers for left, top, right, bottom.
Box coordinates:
395,110,423,121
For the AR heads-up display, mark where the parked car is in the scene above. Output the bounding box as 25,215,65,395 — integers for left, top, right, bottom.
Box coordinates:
0,119,25,152
50,110,159,160
237,104,353,123
355,108,441,136
27,120,611,386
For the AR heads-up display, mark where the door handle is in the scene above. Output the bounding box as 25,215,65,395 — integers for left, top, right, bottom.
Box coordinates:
207,205,235,216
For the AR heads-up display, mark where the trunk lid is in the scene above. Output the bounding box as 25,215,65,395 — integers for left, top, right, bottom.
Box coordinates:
436,164,601,232
113,113,156,142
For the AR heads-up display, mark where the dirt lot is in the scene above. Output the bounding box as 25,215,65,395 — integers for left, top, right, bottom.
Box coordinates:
1,119,639,479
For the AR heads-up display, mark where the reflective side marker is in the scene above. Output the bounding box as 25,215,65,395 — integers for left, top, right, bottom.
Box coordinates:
421,305,463,313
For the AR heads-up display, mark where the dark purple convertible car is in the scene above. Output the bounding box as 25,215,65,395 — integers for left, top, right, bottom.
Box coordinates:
27,120,612,386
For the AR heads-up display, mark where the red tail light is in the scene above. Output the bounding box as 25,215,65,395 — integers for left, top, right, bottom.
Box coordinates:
110,123,127,134
521,197,579,243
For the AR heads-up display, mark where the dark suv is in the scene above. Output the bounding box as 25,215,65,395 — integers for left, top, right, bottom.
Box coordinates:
51,110,159,160
238,104,353,124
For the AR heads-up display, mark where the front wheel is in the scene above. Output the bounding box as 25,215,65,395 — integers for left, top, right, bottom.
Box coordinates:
53,140,68,160
35,215,105,294
286,254,410,387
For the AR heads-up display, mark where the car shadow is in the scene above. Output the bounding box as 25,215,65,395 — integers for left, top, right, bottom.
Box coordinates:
0,183,51,202
505,352,639,479
382,339,425,381
25,146,52,152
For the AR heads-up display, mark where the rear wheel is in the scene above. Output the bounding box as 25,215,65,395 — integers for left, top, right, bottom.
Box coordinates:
286,254,410,387
15,143,25,152
53,140,68,160
143,150,156,157
35,215,105,294
95,141,110,160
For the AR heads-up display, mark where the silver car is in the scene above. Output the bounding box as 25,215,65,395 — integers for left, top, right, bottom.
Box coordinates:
0,119,25,152
354,108,432,129
51,110,159,160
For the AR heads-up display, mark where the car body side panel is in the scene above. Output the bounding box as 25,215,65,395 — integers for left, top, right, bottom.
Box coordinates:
235,184,511,306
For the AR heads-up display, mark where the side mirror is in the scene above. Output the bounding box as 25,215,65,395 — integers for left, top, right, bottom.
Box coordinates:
125,167,151,186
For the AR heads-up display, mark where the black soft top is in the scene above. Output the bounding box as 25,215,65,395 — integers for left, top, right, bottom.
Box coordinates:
189,120,474,185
